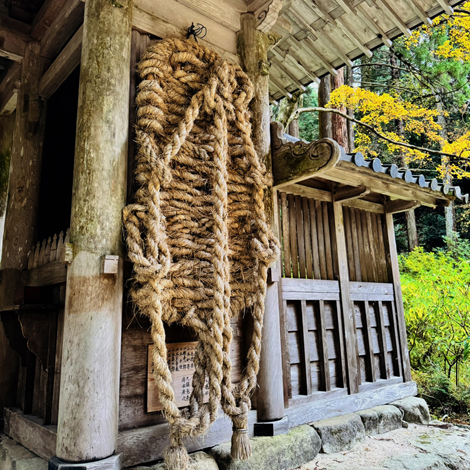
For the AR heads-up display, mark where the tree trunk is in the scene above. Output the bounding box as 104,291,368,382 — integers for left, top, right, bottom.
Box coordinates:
345,66,354,151
277,90,303,131
391,54,419,251
436,99,455,242
330,68,349,152
318,75,331,139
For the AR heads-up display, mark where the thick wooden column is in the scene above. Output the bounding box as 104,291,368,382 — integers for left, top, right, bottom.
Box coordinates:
0,42,45,423
2,43,45,269
0,111,19,416
55,0,131,465
238,13,285,426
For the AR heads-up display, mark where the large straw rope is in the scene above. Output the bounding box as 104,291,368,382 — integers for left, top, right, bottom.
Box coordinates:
123,38,279,470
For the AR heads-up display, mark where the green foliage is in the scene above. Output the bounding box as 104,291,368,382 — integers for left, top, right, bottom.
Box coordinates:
414,367,470,416
400,245,470,384
298,85,319,142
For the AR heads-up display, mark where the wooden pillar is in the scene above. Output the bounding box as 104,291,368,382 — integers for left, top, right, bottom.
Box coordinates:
2,43,45,269
332,197,359,394
0,42,45,423
55,0,131,466
383,212,412,382
238,13,285,426
0,111,19,416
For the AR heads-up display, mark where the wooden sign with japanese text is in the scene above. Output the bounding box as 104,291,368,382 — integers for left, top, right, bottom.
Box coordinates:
147,342,209,412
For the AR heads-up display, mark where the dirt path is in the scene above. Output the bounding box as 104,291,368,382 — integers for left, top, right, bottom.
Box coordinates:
296,422,470,470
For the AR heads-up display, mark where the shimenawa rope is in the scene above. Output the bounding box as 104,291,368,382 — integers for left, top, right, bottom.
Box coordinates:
123,38,279,470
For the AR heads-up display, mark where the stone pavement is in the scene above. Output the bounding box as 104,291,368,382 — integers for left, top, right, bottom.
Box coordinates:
297,421,470,470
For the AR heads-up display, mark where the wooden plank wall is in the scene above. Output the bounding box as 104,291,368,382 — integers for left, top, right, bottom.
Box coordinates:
279,193,337,280
279,193,389,283
278,190,403,405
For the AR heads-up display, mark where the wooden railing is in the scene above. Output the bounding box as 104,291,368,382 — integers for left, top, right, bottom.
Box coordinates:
27,229,70,270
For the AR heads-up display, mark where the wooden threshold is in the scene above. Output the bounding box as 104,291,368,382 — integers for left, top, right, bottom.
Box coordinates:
3,407,257,468
285,380,417,428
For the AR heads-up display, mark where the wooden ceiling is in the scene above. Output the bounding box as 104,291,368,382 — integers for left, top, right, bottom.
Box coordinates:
267,0,466,100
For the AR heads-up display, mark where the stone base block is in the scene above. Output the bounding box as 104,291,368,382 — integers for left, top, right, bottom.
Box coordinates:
253,416,289,437
130,452,218,470
357,405,402,436
311,413,365,454
0,434,48,470
390,396,430,424
49,455,121,470
209,425,321,470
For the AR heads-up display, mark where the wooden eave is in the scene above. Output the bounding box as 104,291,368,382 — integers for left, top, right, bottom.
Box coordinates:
271,122,466,209
267,0,466,100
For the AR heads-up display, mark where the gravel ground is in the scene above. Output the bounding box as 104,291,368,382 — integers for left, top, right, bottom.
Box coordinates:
296,422,470,470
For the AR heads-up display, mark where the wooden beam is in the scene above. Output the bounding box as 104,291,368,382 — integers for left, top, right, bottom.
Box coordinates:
404,0,433,26
385,199,420,214
356,5,392,48
270,73,292,98
374,0,412,37
31,0,68,40
40,0,84,60
0,62,21,115
0,24,29,61
436,0,453,15
323,162,448,208
336,15,373,58
333,200,359,394
39,25,82,99
383,213,412,382
4,408,56,461
270,56,307,91
271,121,341,187
286,380,417,427
0,14,31,36
334,185,370,202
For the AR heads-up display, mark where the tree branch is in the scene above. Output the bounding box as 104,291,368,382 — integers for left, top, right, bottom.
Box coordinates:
292,106,460,159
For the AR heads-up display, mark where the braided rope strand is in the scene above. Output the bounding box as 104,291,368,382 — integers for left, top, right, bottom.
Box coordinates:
124,38,280,470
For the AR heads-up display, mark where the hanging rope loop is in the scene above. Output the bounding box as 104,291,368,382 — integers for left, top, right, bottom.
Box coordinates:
124,38,279,470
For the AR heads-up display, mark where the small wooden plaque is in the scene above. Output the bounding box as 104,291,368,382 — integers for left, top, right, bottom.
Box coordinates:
147,342,209,413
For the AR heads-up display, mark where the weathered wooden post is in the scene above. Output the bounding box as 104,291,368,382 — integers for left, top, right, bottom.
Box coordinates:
238,13,286,435
51,0,132,468
0,42,44,420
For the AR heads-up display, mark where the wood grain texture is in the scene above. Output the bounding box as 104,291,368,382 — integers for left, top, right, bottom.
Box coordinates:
300,300,312,395
384,212,412,382
39,25,82,99
286,380,418,428
332,200,359,394
4,408,56,460
40,0,84,60
56,0,131,462
2,42,45,270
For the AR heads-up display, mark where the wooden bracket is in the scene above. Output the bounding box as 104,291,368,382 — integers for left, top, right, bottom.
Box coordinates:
271,122,341,187
385,199,420,214
334,185,370,202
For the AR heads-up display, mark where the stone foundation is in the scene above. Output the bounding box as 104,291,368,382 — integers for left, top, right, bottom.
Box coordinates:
0,396,430,470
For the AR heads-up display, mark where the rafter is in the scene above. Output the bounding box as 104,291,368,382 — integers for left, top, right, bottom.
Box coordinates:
335,15,373,58
356,4,392,48
31,0,68,40
269,55,307,91
374,0,411,37
0,24,29,61
436,0,453,15
404,0,432,26
270,73,292,98
40,0,85,59
290,6,353,67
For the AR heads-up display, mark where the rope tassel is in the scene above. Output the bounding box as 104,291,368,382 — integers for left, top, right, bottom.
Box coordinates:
124,38,280,470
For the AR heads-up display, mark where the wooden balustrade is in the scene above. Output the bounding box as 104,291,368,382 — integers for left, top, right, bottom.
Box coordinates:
27,229,70,270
